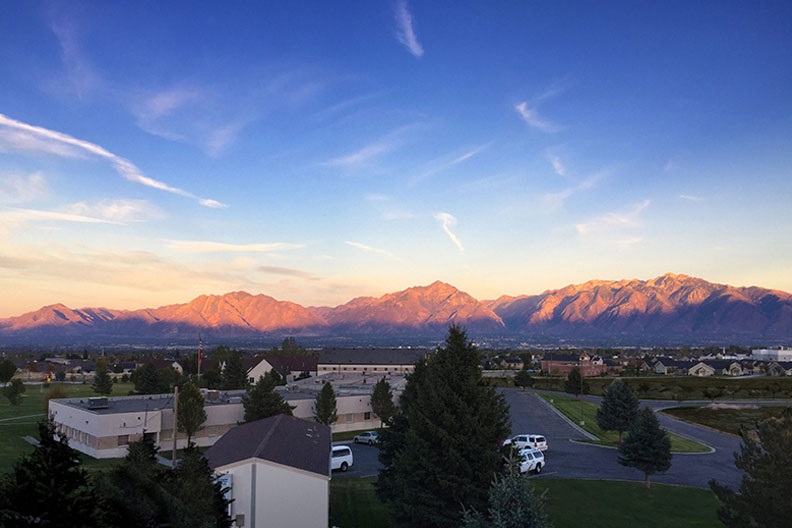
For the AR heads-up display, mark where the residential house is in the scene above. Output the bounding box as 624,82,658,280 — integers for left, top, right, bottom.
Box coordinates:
766,362,792,376
205,415,331,528
247,355,318,384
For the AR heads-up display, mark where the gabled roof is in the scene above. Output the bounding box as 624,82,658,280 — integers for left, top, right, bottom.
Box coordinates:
257,355,318,374
541,354,580,363
205,415,331,477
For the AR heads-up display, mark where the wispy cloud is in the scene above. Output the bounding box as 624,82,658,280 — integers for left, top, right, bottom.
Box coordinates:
394,0,424,58
167,240,304,253
576,200,651,235
0,208,116,228
257,266,319,280
65,199,164,222
0,113,225,208
541,173,601,208
548,154,566,177
434,212,464,252
50,20,101,100
514,102,561,133
680,194,704,202
409,143,492,186
346,241,399,259
0,172,48,202
323,138,395,168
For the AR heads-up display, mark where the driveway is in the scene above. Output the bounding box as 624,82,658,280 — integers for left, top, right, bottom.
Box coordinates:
505,389,743,489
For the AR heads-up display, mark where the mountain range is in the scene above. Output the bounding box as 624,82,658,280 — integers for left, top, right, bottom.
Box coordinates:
2,273,791,346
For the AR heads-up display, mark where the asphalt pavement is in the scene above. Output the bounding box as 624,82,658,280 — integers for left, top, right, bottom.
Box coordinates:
333,388,747,489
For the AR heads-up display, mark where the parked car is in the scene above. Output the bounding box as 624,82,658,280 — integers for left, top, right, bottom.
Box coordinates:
518,448,545,474
353,431,379,445
503,434,548,451
331,445,353,472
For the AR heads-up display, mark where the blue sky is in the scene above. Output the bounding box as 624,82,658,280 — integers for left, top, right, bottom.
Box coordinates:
0,1,790,317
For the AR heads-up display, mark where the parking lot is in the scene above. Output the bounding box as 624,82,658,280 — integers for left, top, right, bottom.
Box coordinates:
332,388,744,489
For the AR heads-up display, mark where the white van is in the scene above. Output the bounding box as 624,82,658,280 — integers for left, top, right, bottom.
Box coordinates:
331,445,353,472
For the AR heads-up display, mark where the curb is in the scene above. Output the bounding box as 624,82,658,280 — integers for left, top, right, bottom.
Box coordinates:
532,392,598,441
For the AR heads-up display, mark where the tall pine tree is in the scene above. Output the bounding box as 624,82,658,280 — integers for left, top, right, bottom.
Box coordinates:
313,381,338,426
243,372,294,422
596,380,639,443
376,325,511,528
0,421,99,527
710,408,792,528
370,378,396,427
618,407,672,488
92,357,113,395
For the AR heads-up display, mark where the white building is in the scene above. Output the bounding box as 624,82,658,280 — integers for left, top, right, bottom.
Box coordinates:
752,347,792,362
49,383,383,458
205,415,331,528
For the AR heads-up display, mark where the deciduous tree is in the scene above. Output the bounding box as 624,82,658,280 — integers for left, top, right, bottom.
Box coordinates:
243,372,294,422
221,352,249,390
618,407,672,488
2,378,25,406
563,366,589,397
376,325,511,528
313,381,338,426
514,368,534,391
92,357,113,395
370,378,396,427
177,381,207,445
596,380,639,443
0,358,17,384
710,408,792,528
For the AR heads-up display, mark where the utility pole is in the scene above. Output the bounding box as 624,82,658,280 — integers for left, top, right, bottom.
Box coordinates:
172,385,179,468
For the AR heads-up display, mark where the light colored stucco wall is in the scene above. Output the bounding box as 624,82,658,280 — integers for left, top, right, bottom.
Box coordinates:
217,458,328,528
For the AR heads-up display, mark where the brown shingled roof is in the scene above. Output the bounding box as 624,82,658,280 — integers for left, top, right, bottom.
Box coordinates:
204,415,331,477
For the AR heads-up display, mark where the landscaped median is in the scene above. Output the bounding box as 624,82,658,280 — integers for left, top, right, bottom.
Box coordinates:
537,393,711,453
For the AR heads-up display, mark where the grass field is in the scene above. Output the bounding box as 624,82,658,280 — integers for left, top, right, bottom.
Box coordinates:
329,477,721,528
0,381,134,474
537,393,710,452
662,405,790,436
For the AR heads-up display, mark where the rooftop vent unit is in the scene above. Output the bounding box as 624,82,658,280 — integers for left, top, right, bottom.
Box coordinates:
88,396,109,410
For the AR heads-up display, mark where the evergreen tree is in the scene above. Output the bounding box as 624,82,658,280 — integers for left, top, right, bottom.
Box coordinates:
93,437,173,528
376,325,511,528
370,378,396,427
92,357,113,395
710,408,792,528
132,363,169,394
177,381,207,445
170,445,233,528
514,368,534,391
596,380,639,443
0,421,98,527
243,372,294,422
563,366,589,397
221,352,249,390
0,358,16,384
618,407,672,488
313,381,338,426
2,378,25,406
462,456,552,528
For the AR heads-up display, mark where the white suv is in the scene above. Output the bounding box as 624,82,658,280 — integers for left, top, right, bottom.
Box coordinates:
518,448,545,474
505,434,547,451
331,445,353,472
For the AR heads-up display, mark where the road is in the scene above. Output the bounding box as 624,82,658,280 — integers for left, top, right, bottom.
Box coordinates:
507,389,743,489
334,388,746,489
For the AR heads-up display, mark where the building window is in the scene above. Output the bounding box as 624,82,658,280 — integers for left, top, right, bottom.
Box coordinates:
346,414,354,423
117,435,129,446
364,412,371,420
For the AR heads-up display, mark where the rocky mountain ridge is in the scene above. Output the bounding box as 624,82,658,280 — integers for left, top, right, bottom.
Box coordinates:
2,273,791,345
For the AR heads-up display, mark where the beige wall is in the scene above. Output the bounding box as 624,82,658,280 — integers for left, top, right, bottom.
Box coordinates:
217,458,328,528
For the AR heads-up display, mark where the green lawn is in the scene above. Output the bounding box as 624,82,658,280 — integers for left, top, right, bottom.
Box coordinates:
538,393,710,453
0,381,134,474
662,405,790,436
329,477,721,528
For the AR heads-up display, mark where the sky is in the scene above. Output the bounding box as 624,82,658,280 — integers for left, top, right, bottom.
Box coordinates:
0,1,791,318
